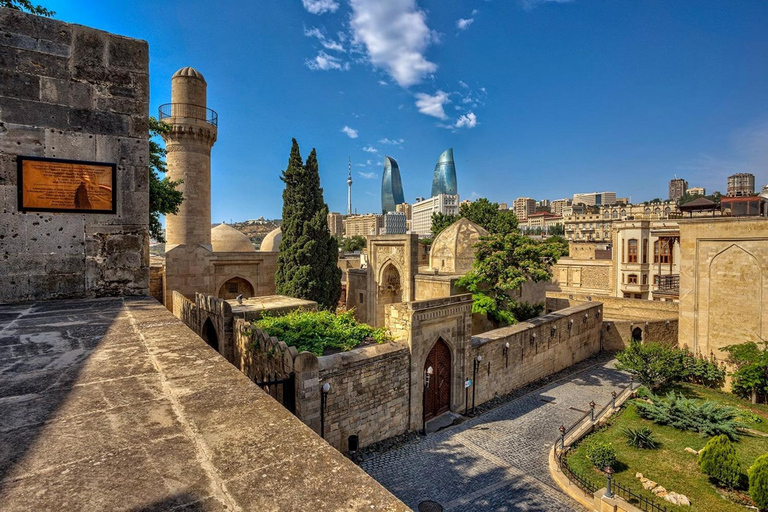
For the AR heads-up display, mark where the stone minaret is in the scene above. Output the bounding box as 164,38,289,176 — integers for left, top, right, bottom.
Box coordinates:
346,157,353,216
161,67,218,250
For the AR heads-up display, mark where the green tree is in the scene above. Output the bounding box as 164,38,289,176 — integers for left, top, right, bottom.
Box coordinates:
749,453,768,511
148,117,183,243
275,139,341,310
341,235,366,252
431,212,458,237
456,232,564,324
698,435,741,489
723,341,768,404
615,340,687,390
1,0,54,16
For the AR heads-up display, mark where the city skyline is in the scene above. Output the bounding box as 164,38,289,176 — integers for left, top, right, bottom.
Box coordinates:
45,0,768,221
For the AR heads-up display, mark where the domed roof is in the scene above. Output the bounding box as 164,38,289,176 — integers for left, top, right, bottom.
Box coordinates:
172,66,206,82
211,223,255,253
430,218,488,274
260,227,282,252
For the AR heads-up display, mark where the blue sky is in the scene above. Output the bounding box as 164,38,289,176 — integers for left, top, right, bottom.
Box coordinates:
48,0,768,221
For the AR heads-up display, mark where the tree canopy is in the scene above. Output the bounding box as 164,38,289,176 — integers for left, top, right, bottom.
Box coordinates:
1,0,54,16
275,139,341,310
148,117,183,243
431,198,518,237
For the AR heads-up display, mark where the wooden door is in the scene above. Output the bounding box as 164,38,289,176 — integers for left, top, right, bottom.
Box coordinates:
424,339,451,421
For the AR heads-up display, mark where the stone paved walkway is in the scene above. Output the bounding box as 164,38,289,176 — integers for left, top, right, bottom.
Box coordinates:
361,356,629,511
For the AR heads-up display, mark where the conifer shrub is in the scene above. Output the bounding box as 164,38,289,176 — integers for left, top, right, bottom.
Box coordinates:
749,454,768,511
635,391,746,441
585,440,617,470
698,435,741,489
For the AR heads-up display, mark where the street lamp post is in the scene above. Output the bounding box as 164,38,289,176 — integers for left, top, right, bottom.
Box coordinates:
589,400,596,421
503,342,509,368
604,466,615,498
320,382,330,439
472,355,482,416
422,366,433,435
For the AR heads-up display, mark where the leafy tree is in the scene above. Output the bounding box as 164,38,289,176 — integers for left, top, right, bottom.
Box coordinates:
275,139,341,310
431,212,458,237
698,435,741,488
749,453,768,511
723,341,768,404
615,340,686,389
148,117,183,243
1,0,54,16
340,235,366,252
456,232,565,324
549,223,565,236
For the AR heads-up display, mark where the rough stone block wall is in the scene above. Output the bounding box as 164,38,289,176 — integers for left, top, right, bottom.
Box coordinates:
602,318,678,352
547,292,677,321
469,303,603,406
149,263,164,303
346,268,368,323
318,342,411,451
0,8,149,302
172,290,198,333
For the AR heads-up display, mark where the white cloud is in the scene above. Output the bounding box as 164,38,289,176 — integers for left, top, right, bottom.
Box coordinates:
302,0,339,15
455,112,478,129
341,126,359,138
363,146,378,153
414,90,450,119
349,0,438,87
378,80,388,85
456,18,474,31
304,27,345,52
358,171,376,179
458,80,469,89
519,0,575,11
306,51,348,71
366,159,373,165
379,138,405,145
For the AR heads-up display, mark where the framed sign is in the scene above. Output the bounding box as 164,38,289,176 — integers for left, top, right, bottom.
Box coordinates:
17,156,117,214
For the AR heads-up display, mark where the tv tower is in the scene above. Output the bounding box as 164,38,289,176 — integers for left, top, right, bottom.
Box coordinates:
346,157,353,215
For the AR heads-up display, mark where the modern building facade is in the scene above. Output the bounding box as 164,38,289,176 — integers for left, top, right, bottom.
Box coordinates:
431,148,458,197
669,178,688,202
327,212,343,237
513,197,536,220
412,194,460,236
688,186,706,196
344,214,384,237
551,199,572,216
382,212,407,234
727,173,755,197
573,191,618,206
395,202,412,220
381,156,405,214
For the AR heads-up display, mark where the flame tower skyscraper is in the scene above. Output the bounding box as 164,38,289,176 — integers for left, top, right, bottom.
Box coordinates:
431,148,458,197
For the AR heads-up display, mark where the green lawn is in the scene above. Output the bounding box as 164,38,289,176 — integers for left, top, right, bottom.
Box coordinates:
567,384,768,512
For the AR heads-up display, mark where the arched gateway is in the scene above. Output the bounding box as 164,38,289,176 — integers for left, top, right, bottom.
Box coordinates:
424,339,451,421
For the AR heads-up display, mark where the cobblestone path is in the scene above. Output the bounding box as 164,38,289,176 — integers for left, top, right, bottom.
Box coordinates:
361,356,629,511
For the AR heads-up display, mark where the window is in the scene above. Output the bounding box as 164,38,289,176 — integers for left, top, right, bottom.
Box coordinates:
228,282,239,294
634,293,642,299
642,238,648,264
628,274,638,284
654,240,672,264
627,239,638,263
623,292,631,298
643,274,648,285
359,292,364,303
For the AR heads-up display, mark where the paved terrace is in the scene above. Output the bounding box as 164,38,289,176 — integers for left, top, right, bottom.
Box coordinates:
0,297,407,511
362,356,629,511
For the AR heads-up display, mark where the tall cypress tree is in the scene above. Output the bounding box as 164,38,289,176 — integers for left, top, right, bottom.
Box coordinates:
275,139,341,309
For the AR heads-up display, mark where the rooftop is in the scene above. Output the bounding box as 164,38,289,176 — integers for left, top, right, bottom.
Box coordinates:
0,297,405,511
228,294,318,320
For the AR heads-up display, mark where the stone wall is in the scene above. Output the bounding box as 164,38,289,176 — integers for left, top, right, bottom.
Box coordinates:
469,303,603,405
0,8,150,302
677,217,768,360
414,273,462,300
551,259,614,296
547,291,678,321
346,268,368,322
149,263,164,303
318,342,411,451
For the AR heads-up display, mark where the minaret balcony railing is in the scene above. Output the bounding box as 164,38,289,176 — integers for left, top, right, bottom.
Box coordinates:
159,103,218,127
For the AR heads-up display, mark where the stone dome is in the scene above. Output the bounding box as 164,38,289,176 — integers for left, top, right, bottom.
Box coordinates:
211,223,255,253
172,66,206,82
260,227,282,252
430,218,488,274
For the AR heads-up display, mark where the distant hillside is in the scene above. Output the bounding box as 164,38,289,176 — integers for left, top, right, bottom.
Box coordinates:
230,219,282,248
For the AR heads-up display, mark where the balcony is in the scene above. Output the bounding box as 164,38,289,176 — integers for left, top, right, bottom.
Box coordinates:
159,102,218,126
655,274,679,296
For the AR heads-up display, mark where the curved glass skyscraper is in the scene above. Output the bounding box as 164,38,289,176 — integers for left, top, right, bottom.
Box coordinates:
431,148,457,197
381,156,405,214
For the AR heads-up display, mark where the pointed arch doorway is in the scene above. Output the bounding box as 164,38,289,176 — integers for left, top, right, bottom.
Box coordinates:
424,339,451,421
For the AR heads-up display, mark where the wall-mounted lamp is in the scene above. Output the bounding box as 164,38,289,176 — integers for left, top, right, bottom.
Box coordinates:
596,309,602,318
530,332,537,345
583,313,589,323
550,325,557,338
422,366,434,435
665,320,670,326
587,295,592,301
320,382,331,439
568,319,574,331
472,355,482,415
569,294,574,299
503,342,510,368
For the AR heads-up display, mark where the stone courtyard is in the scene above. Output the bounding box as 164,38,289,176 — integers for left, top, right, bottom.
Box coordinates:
362,354,629,511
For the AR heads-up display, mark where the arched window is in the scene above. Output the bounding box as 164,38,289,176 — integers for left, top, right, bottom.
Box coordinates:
654,240,672,264
627,274,638,284
627,239,638,263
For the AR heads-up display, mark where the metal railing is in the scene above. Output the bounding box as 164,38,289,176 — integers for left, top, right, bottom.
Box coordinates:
654,274,679,294
158,103,218,126
612,481,669,512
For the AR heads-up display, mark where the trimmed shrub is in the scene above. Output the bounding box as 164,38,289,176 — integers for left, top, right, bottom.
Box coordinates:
749,454,768,511
682,351,726,389
616,340,686,390
585,440,617,470
622,426,658,449
636,391,747,441
698,435,741,489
